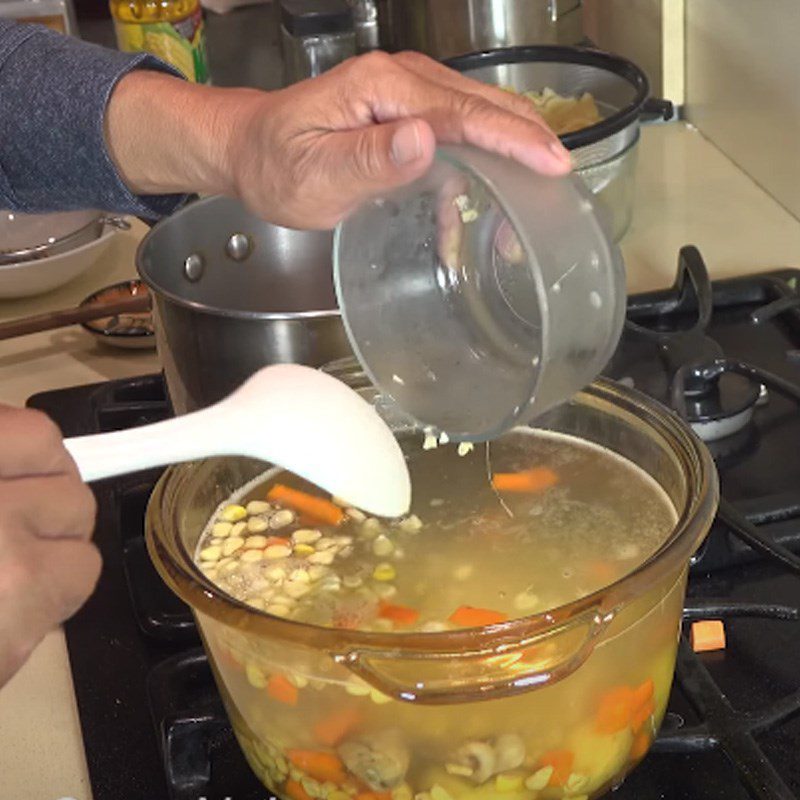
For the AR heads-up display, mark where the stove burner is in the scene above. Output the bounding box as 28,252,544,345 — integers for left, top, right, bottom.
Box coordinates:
675,369,761,441
625,246,800,443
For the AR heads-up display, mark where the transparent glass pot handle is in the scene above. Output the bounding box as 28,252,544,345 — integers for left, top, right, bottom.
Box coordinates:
331,605,614,705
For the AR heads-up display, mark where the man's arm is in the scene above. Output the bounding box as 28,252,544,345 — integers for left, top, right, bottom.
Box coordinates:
1,24,570,228
0,19,186,217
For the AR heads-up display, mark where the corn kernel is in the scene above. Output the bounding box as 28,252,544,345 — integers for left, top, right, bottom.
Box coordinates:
346,507,366,523
199,545,221,562
360,518,382,538
293,528,322,544
220,504,247,522
444,763,473,778
245,662,267,688
294,543,316,556
222,537,245,557
372,535,394,557
287,672,309,688
525,766,553,791
373,563,396,581
566,773,589,793
247,517,270,534
212,521,233,538
398,515,423,534
270,509,295,529
246,500,271,515
264,544,292,560
284,580,311,599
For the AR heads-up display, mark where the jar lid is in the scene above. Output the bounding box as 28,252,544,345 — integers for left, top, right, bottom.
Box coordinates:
280,0,353,36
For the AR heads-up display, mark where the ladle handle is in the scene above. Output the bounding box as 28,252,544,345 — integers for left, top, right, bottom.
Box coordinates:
64,406,223,481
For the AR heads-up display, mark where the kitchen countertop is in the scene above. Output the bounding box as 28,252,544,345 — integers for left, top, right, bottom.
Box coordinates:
2,120,800,800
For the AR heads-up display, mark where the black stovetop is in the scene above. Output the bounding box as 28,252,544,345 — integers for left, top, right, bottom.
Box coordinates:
27,247,800,800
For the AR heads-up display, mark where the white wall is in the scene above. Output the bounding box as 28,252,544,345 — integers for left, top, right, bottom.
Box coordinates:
583,0,684,102
685,0,800,220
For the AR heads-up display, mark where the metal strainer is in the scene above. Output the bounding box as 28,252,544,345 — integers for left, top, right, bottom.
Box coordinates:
446,46,673,240
0,209,129,264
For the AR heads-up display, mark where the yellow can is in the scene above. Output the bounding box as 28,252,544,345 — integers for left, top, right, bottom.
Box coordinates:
110,0,209,83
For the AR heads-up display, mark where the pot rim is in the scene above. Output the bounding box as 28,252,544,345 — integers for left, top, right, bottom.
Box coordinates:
135,195,341,321
443,44,650,151
145,376,719,656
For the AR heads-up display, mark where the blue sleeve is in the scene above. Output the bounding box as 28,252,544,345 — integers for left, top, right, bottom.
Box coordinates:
0,19,187,218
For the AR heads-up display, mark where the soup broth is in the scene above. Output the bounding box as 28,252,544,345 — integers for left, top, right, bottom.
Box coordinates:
193,429,680,800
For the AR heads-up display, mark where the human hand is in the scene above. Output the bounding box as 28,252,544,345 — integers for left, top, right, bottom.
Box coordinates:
0,406,99,688
106,51,571,229
225,51,572,229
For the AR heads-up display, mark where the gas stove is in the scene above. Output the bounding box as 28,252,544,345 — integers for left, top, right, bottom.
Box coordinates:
28,246,800,800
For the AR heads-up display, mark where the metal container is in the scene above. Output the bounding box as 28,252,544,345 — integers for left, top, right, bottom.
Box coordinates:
445,46,673,241
280,0,356,84
136,195,351,415
0,208,128,264
375,0,583,58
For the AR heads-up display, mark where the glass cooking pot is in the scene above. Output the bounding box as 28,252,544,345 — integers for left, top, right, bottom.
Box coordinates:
145,371,717,800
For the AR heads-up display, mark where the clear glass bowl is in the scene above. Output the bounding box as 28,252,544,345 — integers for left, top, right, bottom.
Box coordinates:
333,144,626,441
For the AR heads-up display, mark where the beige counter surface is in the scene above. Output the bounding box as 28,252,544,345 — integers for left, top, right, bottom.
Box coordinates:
2,121,800,800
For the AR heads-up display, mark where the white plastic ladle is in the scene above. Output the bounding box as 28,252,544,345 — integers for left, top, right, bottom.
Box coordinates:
63,364,411,518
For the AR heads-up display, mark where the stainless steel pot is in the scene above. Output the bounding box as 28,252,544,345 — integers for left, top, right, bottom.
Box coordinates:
375,0,583,58
445,46,673,241
136,196,351,414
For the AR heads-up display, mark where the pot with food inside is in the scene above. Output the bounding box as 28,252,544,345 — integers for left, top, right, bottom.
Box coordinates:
146,367,717,800
445,46,672,242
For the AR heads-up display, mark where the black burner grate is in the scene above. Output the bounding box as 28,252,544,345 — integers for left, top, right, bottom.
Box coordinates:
25,250,800,800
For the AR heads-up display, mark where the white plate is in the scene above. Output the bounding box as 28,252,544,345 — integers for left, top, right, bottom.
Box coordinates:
0,228,116,299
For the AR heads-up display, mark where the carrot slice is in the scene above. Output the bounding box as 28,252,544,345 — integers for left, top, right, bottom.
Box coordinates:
267,484,345,526
264,536,290,548
287,750,348,784
267,673,299,706
538,749,574,787
595,686,635,734
631,697,656,733
630,730,652,762
285,779,313,800
448,605,509,627
491,467,559,493
632,678,654,710
691,620,726,652
313,706,364,747
378,601,420,628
